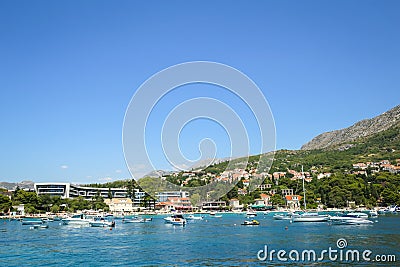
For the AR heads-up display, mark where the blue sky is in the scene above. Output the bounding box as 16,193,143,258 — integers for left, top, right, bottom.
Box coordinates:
1,1,399,183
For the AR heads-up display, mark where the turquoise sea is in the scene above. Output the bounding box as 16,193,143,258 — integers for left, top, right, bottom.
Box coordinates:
0,213,399,266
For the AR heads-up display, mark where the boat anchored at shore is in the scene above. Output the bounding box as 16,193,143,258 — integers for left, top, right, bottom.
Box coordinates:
164,214,187,226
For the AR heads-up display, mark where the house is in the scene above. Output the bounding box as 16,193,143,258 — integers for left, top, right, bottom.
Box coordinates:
167,197,193,211
202,201,227,211
229,199,243,210
317,173,332,179
260,193,271,206
256,184,272,190
238,188,247,195
104,198,134,213
285,195,302,209
281,189,294,196
155,201,174,212
353,163,367,170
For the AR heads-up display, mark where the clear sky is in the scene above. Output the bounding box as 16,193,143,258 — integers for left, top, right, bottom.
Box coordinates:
1,0,399,183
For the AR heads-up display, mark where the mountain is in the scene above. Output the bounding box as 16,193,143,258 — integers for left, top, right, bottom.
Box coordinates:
0,180,34,190
301,105,400,150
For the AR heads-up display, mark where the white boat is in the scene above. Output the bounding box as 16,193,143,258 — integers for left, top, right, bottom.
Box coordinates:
346,212,368,219
332,218,374,225
292,166,329,223
369,210,378,217
164,214,187,225
273,213,293,220
122,217,146,223
292,212,329,222
21,218,44,225
29,224,49,229
209,213,222,218
246,211,257,218
62,214,92,225
89,219,115,227
187,215,204,220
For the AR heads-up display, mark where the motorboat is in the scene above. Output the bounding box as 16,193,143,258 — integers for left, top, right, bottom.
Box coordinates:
187,215,204,220
61,214,92,225
369,210,378,217
241,220,260,225
164,214,186,225
331,218,374,225
29,224,49,229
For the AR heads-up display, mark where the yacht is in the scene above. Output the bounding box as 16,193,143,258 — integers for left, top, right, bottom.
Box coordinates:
330,212,373,225
292,166,329,223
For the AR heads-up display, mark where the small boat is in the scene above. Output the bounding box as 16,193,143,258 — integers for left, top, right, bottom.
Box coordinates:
369,210,378,217
61,214,91,225
187,215,204,220
29,224,49,229
209,213,222,218
122,217,145,223
241,220,260,226
246,211,257,218
164,214,186,225
89,219,115,227
273,213,293,220
21,218,44,225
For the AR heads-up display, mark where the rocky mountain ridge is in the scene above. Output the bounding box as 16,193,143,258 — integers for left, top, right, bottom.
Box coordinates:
301,105,400,150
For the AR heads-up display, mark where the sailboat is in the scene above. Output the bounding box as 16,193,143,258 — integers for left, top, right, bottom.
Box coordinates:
292,166,329,223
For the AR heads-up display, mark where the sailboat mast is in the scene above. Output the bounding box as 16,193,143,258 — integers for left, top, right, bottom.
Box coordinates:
302,165,306,210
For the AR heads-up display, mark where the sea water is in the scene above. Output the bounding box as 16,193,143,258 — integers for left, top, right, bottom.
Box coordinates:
0,213,398,266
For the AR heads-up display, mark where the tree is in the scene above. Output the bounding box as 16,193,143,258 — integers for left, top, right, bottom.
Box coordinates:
108,188,112,199
270,194,285,207
190,193,201,207
0,194,12,213
50,204,60,213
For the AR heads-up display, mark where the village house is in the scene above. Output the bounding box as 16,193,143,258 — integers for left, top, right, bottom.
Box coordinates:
229,198,243,210
104,198,134,213
281,188,294,196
